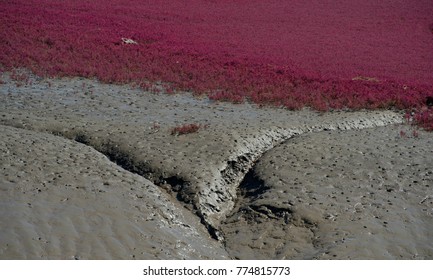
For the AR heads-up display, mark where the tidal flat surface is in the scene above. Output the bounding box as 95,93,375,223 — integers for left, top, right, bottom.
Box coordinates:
1,73,431,259
223,127,433,259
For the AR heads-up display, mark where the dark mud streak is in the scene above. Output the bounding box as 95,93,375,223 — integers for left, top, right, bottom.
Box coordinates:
225,163,293,221
74,135,152,179
238,168,270,199
249,205,293,220
220,154,252,185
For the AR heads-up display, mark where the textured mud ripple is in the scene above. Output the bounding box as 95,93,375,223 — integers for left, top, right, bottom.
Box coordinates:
222,125,433,259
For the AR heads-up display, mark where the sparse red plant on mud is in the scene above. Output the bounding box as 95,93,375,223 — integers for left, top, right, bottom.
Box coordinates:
171,123,205,136
1,0,432,129
9,69,31,86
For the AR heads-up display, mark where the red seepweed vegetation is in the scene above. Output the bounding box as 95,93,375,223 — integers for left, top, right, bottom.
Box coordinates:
171,123,206,136
1,0,433,129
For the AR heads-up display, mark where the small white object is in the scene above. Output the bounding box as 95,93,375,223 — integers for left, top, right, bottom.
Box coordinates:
121,38,138,45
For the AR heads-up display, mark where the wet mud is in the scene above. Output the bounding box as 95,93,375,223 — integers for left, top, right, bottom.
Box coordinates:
2,72,430,259
222,127,433,259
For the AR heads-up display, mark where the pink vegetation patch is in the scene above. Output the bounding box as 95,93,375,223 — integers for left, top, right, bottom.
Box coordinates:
171,123,205,136
1,0,433,127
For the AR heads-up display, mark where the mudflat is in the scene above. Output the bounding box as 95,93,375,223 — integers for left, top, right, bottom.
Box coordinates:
223,126,433,259
1,73,431,259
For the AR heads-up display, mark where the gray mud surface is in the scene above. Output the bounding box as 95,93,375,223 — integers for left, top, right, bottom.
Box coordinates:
1,72,431,259
222,127,433,259
0,125,227,259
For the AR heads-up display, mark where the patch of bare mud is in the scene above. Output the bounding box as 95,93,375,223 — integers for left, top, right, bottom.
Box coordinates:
0,125,228,259
222,126,433,259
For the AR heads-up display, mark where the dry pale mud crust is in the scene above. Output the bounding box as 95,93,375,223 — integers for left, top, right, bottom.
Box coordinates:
222,126,433,259
0,72,415,259
0,125,228,259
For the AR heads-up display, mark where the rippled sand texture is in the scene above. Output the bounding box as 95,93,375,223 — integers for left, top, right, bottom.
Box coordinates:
223,127,433,259
1,73,431,259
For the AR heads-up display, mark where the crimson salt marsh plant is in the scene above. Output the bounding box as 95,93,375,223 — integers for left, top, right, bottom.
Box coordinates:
171,123,206,136
1,0,432,129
